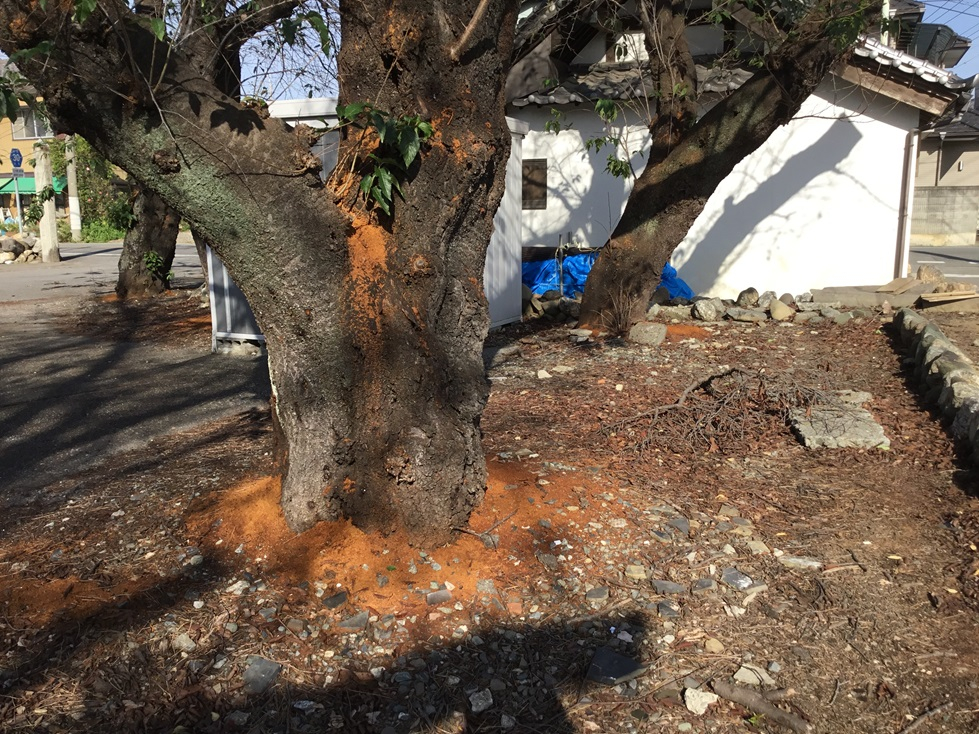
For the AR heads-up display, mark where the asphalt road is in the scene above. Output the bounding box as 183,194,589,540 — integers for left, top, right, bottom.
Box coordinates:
909,246,979,284
0,240,269,506
0,240,205,301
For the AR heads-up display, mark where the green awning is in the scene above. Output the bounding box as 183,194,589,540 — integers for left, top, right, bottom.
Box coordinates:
0,175,67,195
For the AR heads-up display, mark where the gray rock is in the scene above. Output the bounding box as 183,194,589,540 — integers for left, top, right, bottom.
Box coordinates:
684,688,719,715
692,579,717,594
757,290,777,309
777,556,823,571
657,600,681,618
537,553,559,570
652,579,687,595
736,287,759,308
917,264,945,284
286,618,305,634
726,307,768,323
469,689,494,714
789,406,889,449
624,564,648,580
793,311,820,324
586,646,646,685
242,656,282,695
720,567,754,590
691,298,725,322
659,304,693,320
476,579,497,594
338,611,370,630
650,285,672,305
226,710,250,728
585,586,610,602
835,390,873,405
0,238,24,256
768,298,794,322
779,292,794,306
628,322,667,346
426,589,452,605
733,664,776,687
667,516,690,535
172,633,197,652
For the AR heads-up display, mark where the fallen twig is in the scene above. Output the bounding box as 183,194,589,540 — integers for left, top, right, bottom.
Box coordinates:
895,702,953,734
711,679,813,734
828,679,842,705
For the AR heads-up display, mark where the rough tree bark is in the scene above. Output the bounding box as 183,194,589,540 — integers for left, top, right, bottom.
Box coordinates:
114,0,182,298
116,188,181,298
0,0,518,544
579,0,875,329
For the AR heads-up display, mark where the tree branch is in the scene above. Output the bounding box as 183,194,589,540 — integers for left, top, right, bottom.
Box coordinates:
215,0,302,50
511,0,603,66
448,0,492,62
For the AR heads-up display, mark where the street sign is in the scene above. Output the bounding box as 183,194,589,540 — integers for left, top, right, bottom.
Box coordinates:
10,167,24,178
9,148,22,167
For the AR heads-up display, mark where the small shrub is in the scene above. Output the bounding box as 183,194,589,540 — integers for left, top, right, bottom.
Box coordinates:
57,219,73,242
81,219,126,242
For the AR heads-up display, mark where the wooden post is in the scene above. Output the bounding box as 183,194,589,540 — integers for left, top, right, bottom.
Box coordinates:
33,141,60,263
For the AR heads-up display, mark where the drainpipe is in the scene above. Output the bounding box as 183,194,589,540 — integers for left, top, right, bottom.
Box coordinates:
896,128,919,278
935,131,946,187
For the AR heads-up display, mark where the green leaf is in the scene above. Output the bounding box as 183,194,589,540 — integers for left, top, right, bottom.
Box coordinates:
280,17,300,46
398,126,420,168
359,172,375,195
595,99,617,123
416,121,433,139
74,0,98,24
149,17,166,41
337,101,368,122
371,186,391,215
373,165,395,204
302,12,332,55
376,119,398,146
9,41,54,64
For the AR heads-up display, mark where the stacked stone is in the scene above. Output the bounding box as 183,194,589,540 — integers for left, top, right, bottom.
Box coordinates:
895,308,979,463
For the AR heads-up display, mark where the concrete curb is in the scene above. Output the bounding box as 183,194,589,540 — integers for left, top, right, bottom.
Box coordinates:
894,308,979,462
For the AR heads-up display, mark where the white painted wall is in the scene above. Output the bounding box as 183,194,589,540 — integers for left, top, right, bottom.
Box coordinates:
484,118,529,327
512,78,919,298
672,79,919,297
517,106,651,248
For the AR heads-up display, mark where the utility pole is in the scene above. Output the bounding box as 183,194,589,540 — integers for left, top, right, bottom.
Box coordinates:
33,141,60,262
66,135,82,241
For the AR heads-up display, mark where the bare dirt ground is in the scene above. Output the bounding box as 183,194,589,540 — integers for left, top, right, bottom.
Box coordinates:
1,292,979,733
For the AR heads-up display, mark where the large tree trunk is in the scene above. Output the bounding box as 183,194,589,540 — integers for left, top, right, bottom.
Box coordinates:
579,1,873,329
0,0,517,545
116,189,180,299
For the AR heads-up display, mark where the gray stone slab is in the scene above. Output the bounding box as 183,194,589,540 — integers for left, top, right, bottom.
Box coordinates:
789,405,889,449
586,647,646,685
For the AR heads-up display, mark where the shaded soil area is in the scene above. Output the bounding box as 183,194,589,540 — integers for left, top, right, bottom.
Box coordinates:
1,295,979,733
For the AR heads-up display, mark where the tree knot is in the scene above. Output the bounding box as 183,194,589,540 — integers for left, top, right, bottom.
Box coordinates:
152,150,180,173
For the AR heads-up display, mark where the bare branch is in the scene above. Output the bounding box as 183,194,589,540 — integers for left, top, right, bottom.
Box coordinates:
448,0,492,62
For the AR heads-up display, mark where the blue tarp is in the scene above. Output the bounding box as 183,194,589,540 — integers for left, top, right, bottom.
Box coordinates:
661,262,694,300
522,253,694,300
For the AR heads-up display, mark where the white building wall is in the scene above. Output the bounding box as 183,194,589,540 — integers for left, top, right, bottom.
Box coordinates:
484,118,529,327
672,79,918,298
518,106,651,248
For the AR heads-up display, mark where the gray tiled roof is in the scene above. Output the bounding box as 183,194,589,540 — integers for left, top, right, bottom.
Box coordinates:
510,62,754,107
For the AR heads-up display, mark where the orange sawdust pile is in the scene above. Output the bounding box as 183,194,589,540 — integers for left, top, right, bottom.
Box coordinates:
0,574,155,629
184,459,606,619
665,323,710,341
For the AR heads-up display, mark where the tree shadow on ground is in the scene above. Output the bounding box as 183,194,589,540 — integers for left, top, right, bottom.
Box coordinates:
1,548,649,733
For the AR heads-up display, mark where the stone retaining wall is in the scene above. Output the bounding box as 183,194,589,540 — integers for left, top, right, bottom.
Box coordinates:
894,308,979,461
